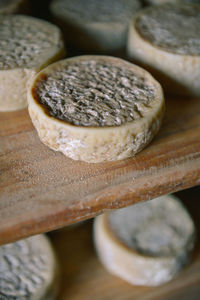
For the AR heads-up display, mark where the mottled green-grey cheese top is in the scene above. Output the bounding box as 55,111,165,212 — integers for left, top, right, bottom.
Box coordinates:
135,3,200,55
108,196,195,257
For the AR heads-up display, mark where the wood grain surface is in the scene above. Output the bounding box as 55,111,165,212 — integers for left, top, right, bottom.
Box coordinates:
0,96,200,245
50,187,200,300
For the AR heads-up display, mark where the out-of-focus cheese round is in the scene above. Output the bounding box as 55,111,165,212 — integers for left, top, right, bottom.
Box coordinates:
0,234,59,299
94,195,196,286
127,3,200,97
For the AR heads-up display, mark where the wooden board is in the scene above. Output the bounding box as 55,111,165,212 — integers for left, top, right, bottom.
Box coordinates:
0,96,200,245
50,188,200,300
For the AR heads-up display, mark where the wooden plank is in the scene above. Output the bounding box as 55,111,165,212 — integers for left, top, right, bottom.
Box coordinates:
0,96,200,245
50,188,200,300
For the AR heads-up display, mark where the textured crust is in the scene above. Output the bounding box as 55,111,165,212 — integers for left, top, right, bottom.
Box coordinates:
28,56,165,163
0,234,59,300
50,0,142,53
0,15,65,112
93,195,196,286
127,5,200,97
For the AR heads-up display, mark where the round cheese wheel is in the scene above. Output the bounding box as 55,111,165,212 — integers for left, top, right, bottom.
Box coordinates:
0,15,65,111
50,0,142,53
28,55,165,163
127,3,200,97
0,234,59,299
94,195,196,286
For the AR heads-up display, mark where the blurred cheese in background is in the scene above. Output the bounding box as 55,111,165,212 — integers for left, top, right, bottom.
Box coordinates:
50,0,142,54
0,234,59,300
127,3,200,97
94,195,196,286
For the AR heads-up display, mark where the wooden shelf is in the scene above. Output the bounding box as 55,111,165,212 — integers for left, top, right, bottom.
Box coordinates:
0,96,200,245
49,188,200,300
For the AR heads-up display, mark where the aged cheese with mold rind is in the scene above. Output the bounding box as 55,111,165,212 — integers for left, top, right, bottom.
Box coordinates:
28,55,165,163
0,234,59,300
127,3,200,97
94,195,196,286
0,15,65,111
135,4,200,55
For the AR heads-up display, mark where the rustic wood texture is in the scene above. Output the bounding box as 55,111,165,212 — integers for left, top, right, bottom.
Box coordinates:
50,188,200,300
0,96,200,245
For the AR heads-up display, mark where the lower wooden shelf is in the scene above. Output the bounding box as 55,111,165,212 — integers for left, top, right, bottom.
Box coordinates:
49,187,200,300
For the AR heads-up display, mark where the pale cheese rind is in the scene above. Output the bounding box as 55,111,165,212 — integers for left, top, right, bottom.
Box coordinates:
28,55,165,163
